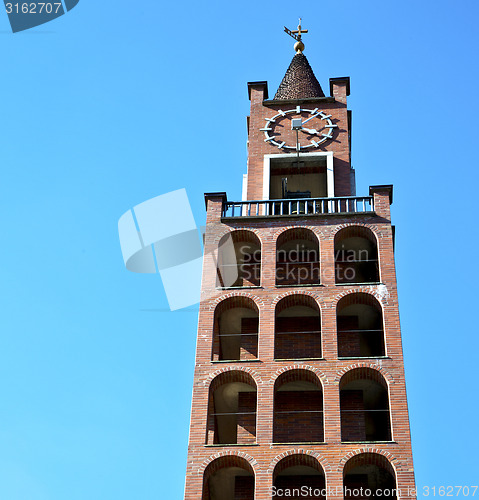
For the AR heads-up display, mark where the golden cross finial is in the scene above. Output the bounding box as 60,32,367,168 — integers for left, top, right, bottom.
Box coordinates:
292,18,308,40
284,18,308,53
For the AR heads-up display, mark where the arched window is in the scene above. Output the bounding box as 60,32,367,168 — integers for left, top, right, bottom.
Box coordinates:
273,455,325,499
343,453,397,500
203,456,254,500
216,231,261,288
276,228,320,286
212,297,259,361
337,293,385,358
275,295,321,360
335,226,379,284
273,369,323,443
206,371,257,445
340,368,391,442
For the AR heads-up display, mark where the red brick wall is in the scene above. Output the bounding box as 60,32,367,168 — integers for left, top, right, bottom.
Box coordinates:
337,316,361,357
274,390,324,443
275,316,321,359
340,390,366,441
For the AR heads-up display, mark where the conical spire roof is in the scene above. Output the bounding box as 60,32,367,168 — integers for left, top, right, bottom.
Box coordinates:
274,52,325,100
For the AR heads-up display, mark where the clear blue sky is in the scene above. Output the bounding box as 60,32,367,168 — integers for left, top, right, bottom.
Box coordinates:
0,1,478,499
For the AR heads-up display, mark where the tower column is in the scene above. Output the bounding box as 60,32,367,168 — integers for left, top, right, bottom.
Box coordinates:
255,471,273,500
260,237,276,289
323,379,341,444
320,236,336,286
256,377,273,444
321,297,338,360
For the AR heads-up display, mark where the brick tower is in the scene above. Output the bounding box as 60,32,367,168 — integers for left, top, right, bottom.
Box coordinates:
184,23,416,500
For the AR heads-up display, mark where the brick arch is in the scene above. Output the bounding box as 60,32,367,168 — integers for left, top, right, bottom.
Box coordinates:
336,291,383,313
213,226,265,247
217,229,262,252
203,366,264,387
272,224,324,243
274,226,321,246
208,370,257,395
271,289,321,309
333,287,389,308
199,450,259,476
271,365,328,385
330,222,380,240
275,293,321,316
335,363,394,385
268,450,332,475
209,291,265,310
215,229,263,288
212,295,260,316
332,224,385,286
338,448,402,475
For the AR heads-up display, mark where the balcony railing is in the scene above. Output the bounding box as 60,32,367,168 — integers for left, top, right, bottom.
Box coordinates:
223,196,374,218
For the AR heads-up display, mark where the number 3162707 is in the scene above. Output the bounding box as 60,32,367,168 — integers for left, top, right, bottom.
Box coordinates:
424,486,479,496
5,3,62,14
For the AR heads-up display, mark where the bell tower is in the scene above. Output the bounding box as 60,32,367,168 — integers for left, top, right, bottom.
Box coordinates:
184,22,416,500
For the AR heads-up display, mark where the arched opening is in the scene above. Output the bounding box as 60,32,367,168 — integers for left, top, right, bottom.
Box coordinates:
216,231,261,288
337,294,385,358
275,295,321,360
273,455,325,499
340,368,391,442
212,297,259,361
203,456,255,500
335,227,379,284
206,371,257,445
343,453,397,500
273,369,323,443
276,228,320,286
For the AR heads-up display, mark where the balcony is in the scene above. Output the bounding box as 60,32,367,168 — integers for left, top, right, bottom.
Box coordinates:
222,196,374,218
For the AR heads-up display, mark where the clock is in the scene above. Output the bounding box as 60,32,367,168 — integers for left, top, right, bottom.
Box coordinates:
261,106,337,150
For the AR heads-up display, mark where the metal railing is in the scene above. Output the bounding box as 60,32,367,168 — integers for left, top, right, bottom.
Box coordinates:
223,196,374,218
275,329,321,335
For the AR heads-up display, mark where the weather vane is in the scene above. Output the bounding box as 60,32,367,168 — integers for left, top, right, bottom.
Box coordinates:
284,18,308,53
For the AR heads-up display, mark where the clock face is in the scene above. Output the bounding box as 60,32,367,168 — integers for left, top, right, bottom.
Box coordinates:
261,106,338,150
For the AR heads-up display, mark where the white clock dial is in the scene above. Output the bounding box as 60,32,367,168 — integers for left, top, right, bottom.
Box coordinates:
261,107,338,150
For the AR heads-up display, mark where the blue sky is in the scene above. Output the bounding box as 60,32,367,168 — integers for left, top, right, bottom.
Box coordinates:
0,0,478,498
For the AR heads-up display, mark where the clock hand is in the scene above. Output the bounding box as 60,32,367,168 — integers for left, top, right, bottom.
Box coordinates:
301,113,319,125
300,127,320,135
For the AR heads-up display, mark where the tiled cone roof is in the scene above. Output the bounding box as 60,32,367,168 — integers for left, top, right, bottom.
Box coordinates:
274,53,325,99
